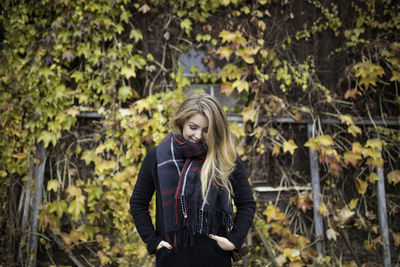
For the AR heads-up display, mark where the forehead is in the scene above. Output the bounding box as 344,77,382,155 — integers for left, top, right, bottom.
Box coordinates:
186,113,209,127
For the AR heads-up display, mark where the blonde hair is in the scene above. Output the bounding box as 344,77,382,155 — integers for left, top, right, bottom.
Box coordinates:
170,92,237,199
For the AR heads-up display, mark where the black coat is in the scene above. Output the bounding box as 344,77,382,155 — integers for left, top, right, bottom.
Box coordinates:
130,147,255,266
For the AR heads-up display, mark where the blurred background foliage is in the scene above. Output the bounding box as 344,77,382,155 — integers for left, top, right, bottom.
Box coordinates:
0,0,399,266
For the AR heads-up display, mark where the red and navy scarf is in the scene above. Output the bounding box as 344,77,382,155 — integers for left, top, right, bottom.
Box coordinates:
156,133,233,249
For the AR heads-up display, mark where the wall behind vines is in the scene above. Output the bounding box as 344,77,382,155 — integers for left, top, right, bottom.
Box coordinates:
1,0,399,266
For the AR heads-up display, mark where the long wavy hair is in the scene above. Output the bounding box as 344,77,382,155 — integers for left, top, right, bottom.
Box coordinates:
170,92,237,199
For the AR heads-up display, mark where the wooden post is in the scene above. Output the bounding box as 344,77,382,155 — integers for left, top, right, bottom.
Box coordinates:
376,154,392,266
18,154,33,263
307,123,324,254
28,142,47,267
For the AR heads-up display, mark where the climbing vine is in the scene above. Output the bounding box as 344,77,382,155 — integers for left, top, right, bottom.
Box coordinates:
1,0,399,266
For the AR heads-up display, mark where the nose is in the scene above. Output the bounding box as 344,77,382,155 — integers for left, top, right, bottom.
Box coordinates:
195,130,202,140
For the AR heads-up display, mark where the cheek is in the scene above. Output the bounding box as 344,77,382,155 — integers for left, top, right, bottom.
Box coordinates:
182,125,191,137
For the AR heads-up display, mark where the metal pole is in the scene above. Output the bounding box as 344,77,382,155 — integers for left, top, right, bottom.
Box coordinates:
307,123,324,254
376,158,392,266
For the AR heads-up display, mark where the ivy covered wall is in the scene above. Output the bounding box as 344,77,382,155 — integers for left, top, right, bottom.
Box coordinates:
1,0,399,266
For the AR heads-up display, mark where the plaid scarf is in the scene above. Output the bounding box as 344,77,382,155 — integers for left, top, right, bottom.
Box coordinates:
156,133,233,249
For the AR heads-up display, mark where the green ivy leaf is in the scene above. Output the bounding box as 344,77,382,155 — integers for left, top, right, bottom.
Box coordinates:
49,200,67,218
67,199,85,222
129,29,143,43
180,18,192,36
121,66,136,79
118,86,132,101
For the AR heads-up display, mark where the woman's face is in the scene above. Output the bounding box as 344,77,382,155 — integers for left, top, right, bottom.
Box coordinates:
182,113,209,143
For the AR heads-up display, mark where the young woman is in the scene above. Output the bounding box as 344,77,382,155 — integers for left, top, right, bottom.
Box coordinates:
130,92,255,267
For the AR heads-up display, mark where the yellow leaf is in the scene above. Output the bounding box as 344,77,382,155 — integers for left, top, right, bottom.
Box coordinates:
356,178,368,195
289,261,304,267
343,261,358,267
67,199,85,221
366,173,379,184
232,79,249,92
263,204,289,224
366,157,384,169
318,202,330,216
66,107,80,117
315,135,334,146
348,124,362,137
349,198,359,209
12,153,27,159
339,115,353,126
387,170,400,185
269,128,279,137
66,185,82,198
272,144,281,156
343,151,362,167
121,66,136,79
351,142,364,154
364,148,380,159
217,46,233,61
283,248,301,261
390,71,400,82
219,30,238,43
393,233,400,247
304,138,318,153
236,47,254,64
38,130,57,148
240,106,256,122
283,140,298,155
365,139,382,151
47,179,59,192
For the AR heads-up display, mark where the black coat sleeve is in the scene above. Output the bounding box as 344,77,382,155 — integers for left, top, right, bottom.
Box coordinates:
129,147,163,254
227,157,256,249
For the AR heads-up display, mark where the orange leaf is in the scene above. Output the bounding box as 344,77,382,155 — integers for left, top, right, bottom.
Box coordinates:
296,192,312,213
344,89,362,99
263,204,289,224
220,82,234,96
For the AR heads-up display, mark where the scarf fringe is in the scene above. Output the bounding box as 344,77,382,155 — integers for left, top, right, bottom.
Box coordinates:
166,209,233,250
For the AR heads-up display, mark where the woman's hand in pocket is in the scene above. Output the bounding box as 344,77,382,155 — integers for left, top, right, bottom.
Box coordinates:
156,240,172,251
208,234,236,251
